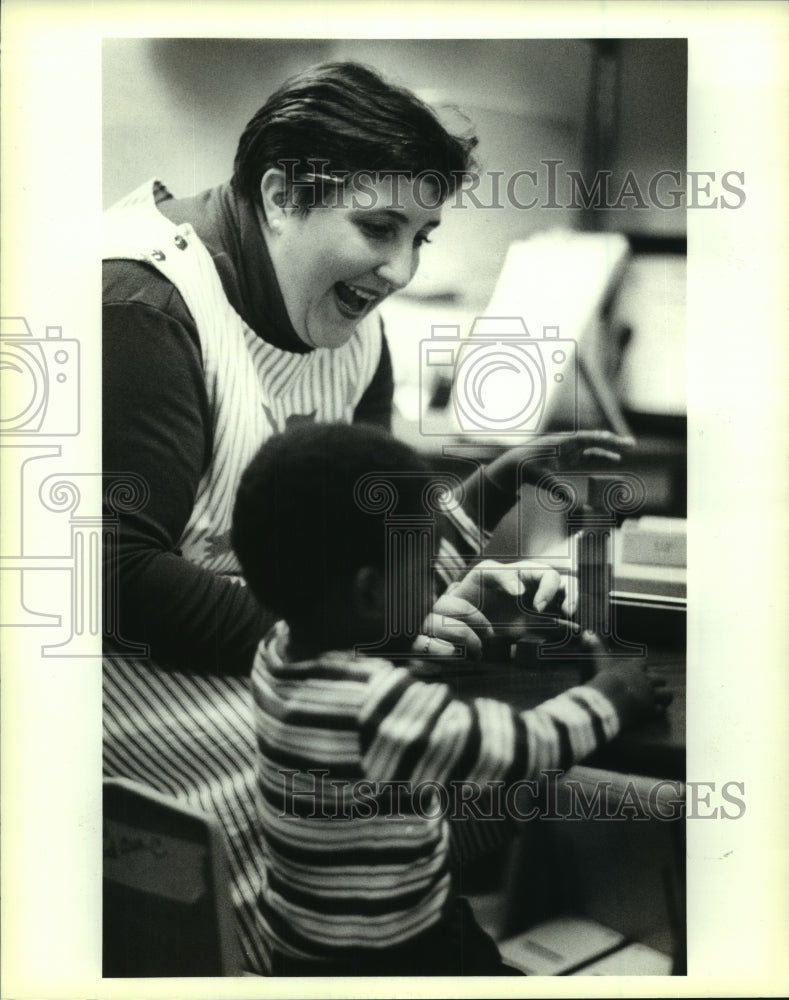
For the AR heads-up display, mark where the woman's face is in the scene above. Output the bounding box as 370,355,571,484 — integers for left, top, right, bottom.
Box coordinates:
264,174,443,350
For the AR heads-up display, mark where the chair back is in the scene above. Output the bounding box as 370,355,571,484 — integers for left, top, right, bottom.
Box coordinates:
103,778,243,977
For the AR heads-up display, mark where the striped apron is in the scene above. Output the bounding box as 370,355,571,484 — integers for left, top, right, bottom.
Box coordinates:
102,181,383,973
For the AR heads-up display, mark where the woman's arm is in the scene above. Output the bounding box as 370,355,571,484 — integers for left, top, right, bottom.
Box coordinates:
103,261,274,674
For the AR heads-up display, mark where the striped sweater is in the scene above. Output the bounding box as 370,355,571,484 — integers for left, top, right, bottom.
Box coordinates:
251,621,621,963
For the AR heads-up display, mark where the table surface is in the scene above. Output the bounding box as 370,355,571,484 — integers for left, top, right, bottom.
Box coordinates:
414,645,686,782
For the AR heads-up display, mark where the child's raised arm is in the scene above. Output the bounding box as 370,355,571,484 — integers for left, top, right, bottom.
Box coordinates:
359,660,670,787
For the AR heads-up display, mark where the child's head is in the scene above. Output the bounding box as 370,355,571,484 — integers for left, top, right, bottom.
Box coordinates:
232,422,436,656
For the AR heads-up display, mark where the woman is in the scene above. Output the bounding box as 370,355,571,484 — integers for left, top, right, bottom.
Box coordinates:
103,61,628,973
103,62,481,675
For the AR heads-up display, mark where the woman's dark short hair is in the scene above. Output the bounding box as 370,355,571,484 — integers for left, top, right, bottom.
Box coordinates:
231,422,433,625
232,61,478,210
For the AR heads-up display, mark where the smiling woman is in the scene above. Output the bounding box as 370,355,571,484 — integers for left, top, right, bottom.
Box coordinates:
103,60,477,678
227,61,474,350
259,170,443,348
102,60,481,974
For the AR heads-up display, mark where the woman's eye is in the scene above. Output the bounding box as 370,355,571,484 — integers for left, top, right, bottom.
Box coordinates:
413,232,433,248
359,221,394,241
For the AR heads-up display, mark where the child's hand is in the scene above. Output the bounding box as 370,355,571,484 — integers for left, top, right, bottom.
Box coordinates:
586,662,672,730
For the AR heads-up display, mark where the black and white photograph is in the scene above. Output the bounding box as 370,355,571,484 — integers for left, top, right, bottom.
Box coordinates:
100,35,688,979
1,3,787,998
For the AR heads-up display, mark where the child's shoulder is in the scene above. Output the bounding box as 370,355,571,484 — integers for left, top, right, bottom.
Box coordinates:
254,624,404,686
312,651,399,683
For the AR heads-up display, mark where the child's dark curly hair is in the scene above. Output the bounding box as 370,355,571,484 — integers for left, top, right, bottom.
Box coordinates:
231,422,432,628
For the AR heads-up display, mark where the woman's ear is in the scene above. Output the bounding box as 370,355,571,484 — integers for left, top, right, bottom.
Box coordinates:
259,168,289,232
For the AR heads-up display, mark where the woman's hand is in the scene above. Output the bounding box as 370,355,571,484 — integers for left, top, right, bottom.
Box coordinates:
452,558,573,622
484,431,636,493
414,592,494,660
412,558,574,658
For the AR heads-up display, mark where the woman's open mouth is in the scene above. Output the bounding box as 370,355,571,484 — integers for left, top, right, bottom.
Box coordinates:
333,281,380,319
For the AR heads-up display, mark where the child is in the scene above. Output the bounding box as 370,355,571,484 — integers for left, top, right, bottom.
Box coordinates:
232,422,671,977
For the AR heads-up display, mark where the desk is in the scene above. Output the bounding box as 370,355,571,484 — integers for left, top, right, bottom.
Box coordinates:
415,646,685,781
